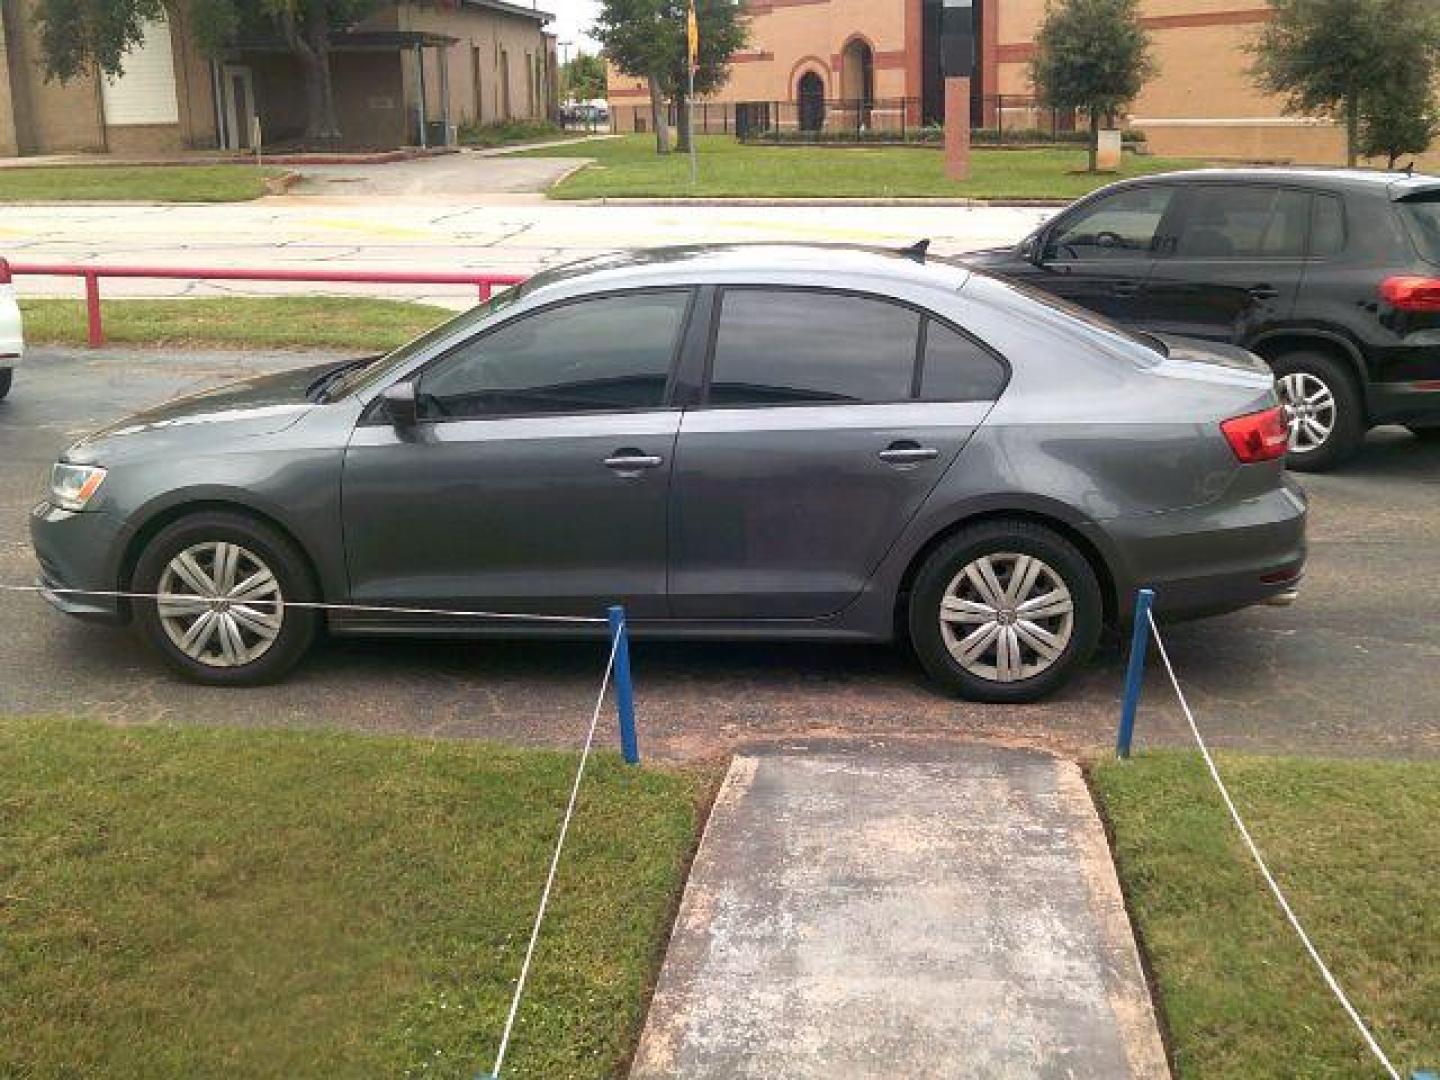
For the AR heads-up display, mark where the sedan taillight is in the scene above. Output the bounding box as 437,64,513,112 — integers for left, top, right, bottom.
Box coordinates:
1380,275,1440,311
1221,406,1289,463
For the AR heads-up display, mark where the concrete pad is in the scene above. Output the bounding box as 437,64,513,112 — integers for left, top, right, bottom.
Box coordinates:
631,744,1169,1079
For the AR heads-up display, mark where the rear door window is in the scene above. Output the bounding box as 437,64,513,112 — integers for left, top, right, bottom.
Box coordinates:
1311,194,1346,256
1397,194,1440,264
707,289,921,406
1174,185,1310,258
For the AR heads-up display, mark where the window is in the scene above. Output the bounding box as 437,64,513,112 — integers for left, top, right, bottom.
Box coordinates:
1311,194,1346,256
417,291,690,419
1047,185,1176,260
1395,195,1440,265
920,320,1007,401
707,289,920,406
1174,185,1310,258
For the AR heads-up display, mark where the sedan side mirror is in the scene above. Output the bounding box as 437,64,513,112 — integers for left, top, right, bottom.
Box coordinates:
380,381,419,428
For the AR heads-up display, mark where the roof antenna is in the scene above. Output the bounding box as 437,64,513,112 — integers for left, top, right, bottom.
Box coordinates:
900,238,930,263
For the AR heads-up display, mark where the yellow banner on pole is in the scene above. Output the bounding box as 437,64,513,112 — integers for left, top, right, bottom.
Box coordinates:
687,1,699,70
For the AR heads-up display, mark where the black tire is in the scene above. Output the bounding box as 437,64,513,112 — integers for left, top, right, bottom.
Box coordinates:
0,368,12,400
1407,425,1440,442
132,510,318,685
907,520,1103,703
1271,350,1364,472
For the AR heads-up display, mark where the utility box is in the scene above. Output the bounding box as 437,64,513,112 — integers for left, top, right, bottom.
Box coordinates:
1097,129,1123,170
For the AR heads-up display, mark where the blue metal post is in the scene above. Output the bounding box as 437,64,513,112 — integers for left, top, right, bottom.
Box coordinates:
608,605,639,765
1116,588,1156,760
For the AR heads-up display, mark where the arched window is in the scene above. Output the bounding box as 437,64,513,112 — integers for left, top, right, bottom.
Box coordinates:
840,37,874,108
797,71,825,133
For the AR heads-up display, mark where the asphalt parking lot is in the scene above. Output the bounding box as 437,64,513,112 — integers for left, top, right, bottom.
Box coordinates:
2,346,1437,761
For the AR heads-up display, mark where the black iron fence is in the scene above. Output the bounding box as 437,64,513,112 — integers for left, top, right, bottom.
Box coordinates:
612,94,1094,145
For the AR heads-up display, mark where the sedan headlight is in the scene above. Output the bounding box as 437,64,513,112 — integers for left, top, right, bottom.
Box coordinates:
49,463,107,512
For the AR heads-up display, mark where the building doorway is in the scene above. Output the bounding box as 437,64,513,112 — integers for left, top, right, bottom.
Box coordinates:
797,71,825,133
220,64,256,150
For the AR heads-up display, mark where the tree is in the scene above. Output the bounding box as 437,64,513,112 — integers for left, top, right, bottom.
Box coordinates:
563,52,608,102
34,0,381,144
594,0,747,155
1030,0,1155,172
1359,68,1439,168
1252,0,1440,167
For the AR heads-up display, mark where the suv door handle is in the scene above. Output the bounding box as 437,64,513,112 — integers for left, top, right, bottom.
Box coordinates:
1248,284,1280,300
1111,280,1141,298
603,450,663,471
878,442,939,465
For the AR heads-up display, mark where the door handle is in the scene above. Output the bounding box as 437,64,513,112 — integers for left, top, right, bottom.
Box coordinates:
1111,280,1141,298
603,450,663,471
878,442,939,465
1248,284,1280,300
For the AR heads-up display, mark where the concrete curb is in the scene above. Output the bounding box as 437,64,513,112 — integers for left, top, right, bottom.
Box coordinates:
563,195,1071,208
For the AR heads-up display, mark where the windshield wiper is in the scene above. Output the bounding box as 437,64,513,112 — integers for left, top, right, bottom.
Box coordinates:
307,356,380,402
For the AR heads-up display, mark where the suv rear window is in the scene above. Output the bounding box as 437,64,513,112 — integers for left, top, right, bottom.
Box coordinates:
1397,194,1440,265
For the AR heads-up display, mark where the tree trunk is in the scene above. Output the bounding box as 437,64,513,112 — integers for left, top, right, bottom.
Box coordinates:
647,74,670,154
1345,89,1359,167
278,2,342,144
675,93,692,152
1088,107,1099,173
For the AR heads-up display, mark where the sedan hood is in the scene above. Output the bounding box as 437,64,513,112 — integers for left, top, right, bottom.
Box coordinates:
64,359,355,463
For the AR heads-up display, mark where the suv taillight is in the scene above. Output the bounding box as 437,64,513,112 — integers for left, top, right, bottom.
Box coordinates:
1380,275,1440,311
1221,406,1289,463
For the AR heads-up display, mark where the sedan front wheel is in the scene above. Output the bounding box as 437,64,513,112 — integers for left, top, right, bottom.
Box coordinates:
132,511,318,685
907,520,1102,703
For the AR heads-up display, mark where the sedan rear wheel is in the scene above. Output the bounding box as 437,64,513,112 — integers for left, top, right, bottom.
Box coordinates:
1271,351,1363,472
908,520,1102,702
0,368,12,401
133,511,317,685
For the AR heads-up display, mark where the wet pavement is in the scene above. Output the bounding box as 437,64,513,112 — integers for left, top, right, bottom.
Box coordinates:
2,346,1437,762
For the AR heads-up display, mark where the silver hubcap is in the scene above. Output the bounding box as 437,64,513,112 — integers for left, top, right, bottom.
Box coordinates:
1277,372,1335,454
939,553,1075,683
156,542,283,668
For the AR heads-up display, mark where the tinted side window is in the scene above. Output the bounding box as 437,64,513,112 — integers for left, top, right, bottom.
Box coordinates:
1311,194,1346,256
708,289,920,406
920,320,1006,401
1175,185,1308,258
1047,185,1175,260
417,290,689,419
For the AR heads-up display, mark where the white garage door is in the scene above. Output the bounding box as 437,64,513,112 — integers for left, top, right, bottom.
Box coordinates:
100,17,179,126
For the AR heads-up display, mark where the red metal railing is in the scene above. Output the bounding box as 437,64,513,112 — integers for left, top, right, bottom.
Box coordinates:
0,258,527,346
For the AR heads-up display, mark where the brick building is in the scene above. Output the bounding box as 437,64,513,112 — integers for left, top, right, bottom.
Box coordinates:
0,0,558,156
607,0,1382,165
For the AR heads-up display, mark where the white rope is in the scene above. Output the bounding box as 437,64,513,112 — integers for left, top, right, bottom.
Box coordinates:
1145,609,1402,1080
488,628,621,1080
0,583,608,624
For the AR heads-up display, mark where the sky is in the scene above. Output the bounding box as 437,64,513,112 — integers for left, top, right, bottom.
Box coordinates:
540,0,603,56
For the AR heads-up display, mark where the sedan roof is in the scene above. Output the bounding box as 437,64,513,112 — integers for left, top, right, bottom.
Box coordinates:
518,243,974,299
1101,165,1440,198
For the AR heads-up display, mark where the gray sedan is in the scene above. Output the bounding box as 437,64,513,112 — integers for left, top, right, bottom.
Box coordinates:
29,245,1306,701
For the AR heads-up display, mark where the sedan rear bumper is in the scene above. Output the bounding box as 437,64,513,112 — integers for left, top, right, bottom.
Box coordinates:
1088,476,1308,622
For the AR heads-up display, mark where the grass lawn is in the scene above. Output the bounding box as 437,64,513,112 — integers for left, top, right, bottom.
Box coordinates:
516,134,1204,200
0,164,285,202
21,297,454,350
1091,753,1440,1078
459,119,566,148
0,718,710,1079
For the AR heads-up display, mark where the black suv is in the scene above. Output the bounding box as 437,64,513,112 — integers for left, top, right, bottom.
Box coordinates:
966,168,1440,470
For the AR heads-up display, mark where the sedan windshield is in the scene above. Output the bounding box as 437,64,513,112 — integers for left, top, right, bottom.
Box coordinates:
323,282,528,400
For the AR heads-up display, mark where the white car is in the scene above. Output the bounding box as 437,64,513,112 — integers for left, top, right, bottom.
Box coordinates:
0,259,22,400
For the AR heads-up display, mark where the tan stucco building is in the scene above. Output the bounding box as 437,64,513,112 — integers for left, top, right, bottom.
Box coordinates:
608,0,1412,166
0,0,558,156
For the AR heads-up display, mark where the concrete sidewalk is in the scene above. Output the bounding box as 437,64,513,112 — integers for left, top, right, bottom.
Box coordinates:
631,743,1169,1079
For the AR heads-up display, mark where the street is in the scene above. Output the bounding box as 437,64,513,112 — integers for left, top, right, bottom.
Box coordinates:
2,345,1437,761
1,195,1053,306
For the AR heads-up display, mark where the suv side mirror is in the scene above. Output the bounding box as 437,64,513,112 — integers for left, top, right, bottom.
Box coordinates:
380,381,419,428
